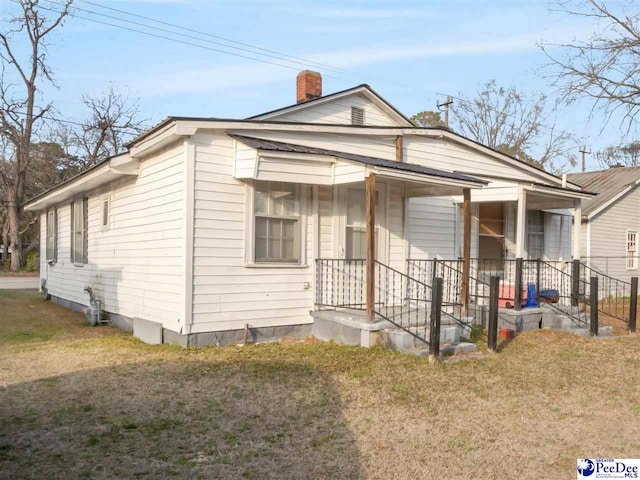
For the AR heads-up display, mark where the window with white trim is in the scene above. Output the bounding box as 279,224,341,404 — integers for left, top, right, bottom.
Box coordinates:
46,208,57,263
71,198,88,265
253,181,300,263
527,210,545,260
627,231,638,270
101,197,110,231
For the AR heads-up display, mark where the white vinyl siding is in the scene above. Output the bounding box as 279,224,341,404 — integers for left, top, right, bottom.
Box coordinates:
191,131,314,333
264,93,400,126
407,196,461,260
237,130,552,186
39,143,186,331
587,186,640,281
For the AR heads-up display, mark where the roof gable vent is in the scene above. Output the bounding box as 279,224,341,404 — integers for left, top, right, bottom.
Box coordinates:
351,106,365,126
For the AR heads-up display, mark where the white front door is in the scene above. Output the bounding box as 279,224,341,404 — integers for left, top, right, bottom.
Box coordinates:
336,183,387,262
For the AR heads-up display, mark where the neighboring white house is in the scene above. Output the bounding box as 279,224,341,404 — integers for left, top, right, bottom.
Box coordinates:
568,166,640,282
24,71,593,346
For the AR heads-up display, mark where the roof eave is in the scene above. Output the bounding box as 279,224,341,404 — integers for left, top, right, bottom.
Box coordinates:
24,154,139,211
248,84,414,127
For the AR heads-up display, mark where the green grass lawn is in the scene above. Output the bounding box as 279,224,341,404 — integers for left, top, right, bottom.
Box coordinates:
1,291,640,479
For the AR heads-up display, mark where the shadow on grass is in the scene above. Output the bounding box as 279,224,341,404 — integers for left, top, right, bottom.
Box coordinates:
0,358,364,480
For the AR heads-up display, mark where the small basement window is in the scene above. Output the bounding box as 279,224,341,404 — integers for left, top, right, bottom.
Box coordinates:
351,106,365,126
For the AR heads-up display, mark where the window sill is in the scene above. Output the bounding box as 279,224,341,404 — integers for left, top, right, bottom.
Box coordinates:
244,263,309,269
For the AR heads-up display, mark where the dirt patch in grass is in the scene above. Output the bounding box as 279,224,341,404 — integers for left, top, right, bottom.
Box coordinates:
2,292,640,479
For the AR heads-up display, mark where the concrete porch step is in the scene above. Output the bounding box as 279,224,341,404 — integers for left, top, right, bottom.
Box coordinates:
542,314,588,330
381,325,462,348
311,309,477,355
380,324,477,357
543,325,613,337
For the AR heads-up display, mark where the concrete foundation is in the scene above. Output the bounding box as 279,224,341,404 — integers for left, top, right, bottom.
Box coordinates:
51,294,133,331
164,324,312,348
311,309,393,348
133,317,163,345
50,294,311,347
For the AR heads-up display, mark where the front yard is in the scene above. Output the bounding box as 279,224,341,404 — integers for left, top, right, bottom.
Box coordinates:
1,291,640,479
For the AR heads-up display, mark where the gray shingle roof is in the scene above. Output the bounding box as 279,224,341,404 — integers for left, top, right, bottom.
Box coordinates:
567,166,640,217
229,134,487,185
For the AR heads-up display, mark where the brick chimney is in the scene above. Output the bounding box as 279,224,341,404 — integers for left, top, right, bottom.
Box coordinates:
296,70,322,103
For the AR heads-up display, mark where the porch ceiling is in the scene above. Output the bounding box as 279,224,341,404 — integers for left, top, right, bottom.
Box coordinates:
524,184,595,210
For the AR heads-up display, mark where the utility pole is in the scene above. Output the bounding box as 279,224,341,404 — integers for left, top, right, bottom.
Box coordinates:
437,96,453,129
579,146,591,172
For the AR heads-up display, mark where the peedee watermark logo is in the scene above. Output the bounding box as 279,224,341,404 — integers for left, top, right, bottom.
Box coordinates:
578,459,640,479
578,459,595,477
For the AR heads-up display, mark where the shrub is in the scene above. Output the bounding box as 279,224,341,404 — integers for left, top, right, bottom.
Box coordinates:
25,252,38,272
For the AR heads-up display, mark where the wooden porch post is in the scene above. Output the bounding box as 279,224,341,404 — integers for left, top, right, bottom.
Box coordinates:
461,189,471,317
572,200,582,260
366,174,376,323
515,186,527,259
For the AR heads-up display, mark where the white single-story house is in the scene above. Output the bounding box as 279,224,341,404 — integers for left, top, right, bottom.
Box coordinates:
568,166,640,282
24,71,594,346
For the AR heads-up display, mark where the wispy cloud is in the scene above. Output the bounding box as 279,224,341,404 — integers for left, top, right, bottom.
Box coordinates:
119,33,538,97
105,17,592,99
304,7,437,18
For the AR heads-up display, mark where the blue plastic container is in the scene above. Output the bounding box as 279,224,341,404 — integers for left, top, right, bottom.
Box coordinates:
524,283,538,308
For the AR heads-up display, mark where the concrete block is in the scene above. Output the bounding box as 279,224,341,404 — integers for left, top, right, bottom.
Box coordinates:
441,326,461,344
133,317,163,345
457,317,474,339
441,342,477,356
498,308,543,332
163,328,189,347
381,326,460,351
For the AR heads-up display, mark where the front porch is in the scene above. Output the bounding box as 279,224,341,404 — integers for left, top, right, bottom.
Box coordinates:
229,134,614,352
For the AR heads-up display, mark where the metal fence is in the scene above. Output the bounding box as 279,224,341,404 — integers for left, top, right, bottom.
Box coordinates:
317,257,639,336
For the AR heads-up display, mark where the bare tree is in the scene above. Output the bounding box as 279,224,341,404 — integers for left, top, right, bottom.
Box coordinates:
72,86,146,168
450,80,577,172
596,141,640,167
0,0,71,270
541,0,640,131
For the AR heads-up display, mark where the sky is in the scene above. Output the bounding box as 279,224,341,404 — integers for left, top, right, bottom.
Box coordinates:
1,0,637,172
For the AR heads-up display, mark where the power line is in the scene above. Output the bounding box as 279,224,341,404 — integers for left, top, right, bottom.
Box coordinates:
77,0,358,78
10,0,585,146
39,0,585,140
42,0,365,81
1,108,141,133
37,0,359,85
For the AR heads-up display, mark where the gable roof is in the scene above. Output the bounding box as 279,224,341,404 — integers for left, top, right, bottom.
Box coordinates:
229,134,486,186
567,166,640,218
247,84,414,127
